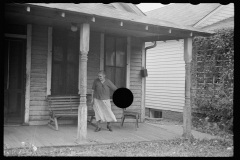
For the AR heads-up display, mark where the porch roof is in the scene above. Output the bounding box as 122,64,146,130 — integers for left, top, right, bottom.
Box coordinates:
27,3,213,35
7,3,214,41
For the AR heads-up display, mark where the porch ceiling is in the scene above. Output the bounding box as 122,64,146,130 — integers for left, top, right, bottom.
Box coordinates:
5,3,214,41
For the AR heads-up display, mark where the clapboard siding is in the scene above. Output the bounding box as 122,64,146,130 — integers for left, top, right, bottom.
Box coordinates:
146,83,185,88
87,32,100,94
147,64,185,69
129,41,143,118
146,80,184,84
30,96,46,101
29,25,48,123
111,37,144,120
29,116,49,121
29,111,50,116
145,102,183,112
29,105,48,111
145,40,185,113
146,89,184,95
27,28,145,124
146,93,184,100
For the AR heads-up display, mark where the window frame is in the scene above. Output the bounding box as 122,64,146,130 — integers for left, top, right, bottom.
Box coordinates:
104,34,127,88
51,28,79,95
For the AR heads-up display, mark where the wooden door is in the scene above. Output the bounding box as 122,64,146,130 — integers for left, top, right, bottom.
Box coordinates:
4,38,26,124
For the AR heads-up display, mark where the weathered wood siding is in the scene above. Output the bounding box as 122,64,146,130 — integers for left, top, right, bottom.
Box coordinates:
112,37,143,121
87,32,101,93
129,37,142,113
28,28,143,124
29,25,49,125
197,3,234,28
145,40,185,112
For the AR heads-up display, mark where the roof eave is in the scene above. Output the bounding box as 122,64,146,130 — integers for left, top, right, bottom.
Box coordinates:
22,3,213,38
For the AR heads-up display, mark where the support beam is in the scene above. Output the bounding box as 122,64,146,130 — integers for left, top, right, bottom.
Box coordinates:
126,37,131,89
47,27,52,95
77,23,90,143
24,24,32,125
141,42,146,123
183,38,194,139
100,33,104,70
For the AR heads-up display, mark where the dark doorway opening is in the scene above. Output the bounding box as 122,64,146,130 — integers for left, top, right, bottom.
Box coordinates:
4,38,26,125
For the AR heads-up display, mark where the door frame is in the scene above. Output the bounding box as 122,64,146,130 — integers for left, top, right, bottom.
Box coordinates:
5,24,32,125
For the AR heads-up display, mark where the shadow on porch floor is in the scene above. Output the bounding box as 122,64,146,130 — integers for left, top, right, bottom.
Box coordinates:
4,122,182,149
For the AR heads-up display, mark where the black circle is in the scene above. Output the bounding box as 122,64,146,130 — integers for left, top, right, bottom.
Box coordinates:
112,88,134,109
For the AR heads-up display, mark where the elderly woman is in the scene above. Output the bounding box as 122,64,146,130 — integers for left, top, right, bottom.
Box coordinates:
91,70,118,132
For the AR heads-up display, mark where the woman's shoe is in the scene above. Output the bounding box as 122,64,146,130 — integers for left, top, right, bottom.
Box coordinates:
107,126,113,132
94,127,101,132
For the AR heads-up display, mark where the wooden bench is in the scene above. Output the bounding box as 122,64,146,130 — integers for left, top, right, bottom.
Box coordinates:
47,94,95,131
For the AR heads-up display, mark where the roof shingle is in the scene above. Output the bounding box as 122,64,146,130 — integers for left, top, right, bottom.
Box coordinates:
145,3,220,26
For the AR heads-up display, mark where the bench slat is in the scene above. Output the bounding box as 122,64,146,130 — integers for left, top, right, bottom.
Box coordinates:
48,97,79,100
55,113,94,116
48,99,80,102
55,114,78,116
50,108,78,111
49,105,91,108
49,104,79,107
47,95,80,98
54,112,95,116
49,101,80,105
52,110,94,113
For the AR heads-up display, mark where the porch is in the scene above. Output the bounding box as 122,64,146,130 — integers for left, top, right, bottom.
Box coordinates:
4,122,218,149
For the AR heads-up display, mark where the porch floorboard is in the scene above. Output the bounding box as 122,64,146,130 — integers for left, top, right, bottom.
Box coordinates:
4,122,182,149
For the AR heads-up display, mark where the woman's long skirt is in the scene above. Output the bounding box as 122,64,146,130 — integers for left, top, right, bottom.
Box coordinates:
93,98,117,122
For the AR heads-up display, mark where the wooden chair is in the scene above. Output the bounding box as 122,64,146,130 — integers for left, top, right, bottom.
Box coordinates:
120,108,140,130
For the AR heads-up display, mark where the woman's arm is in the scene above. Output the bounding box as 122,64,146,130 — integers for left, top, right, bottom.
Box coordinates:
91,79,96,103
91,89,94,104
107,79,118,91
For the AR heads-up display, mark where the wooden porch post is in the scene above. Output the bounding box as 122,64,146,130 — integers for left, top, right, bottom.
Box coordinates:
24,24,32,124
183,38,194,139
76,23,90,143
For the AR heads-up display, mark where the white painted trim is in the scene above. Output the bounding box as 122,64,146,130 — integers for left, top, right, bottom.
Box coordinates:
141,42,146,122
126,36,131,89
5,33,26,39
24,24,32,124
193,5,225,27
100,33,104,71
47,27,52,95
77,23,90,142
